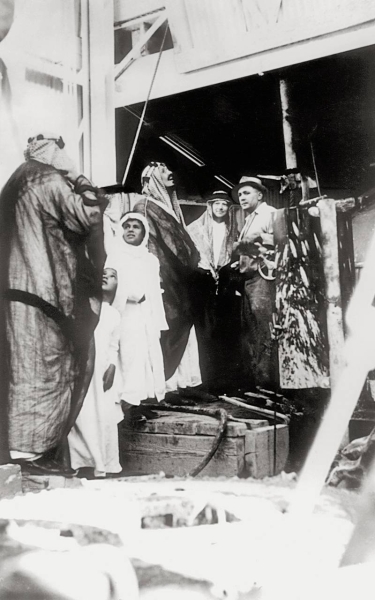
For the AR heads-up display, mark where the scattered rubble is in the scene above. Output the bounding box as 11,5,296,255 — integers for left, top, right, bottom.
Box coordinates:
0,473,359,599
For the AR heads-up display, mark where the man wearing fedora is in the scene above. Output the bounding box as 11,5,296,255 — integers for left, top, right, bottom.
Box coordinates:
232,176,278,390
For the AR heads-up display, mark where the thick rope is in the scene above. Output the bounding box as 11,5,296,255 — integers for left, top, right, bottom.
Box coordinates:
155,404,228,477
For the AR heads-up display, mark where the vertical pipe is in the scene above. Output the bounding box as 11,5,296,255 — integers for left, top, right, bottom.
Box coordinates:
279,78,298,170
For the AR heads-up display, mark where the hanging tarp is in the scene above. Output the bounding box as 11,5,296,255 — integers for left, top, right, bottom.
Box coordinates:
273,207,330,389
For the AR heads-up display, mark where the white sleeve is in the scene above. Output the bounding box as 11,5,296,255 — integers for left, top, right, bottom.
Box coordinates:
149,255,168,332
107,308,121,365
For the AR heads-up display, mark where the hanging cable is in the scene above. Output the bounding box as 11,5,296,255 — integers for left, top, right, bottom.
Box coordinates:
121,24,169,186
310,140,322,197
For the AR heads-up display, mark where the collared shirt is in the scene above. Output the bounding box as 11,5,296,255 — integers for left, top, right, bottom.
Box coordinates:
239,201,276,243
238,202,276,275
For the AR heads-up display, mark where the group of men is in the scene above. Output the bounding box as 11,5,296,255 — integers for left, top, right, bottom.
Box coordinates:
0,136,278,477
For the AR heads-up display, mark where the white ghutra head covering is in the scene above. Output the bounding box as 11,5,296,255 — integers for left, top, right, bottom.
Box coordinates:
120,211,150,249
141,162,184,224
24,132,71,172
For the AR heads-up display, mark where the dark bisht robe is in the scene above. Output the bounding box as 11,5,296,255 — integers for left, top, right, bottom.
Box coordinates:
0,160,106,462
187,204,241,388
133,197,200,379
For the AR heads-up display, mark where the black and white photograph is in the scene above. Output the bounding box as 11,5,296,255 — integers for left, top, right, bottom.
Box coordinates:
0,0,375,598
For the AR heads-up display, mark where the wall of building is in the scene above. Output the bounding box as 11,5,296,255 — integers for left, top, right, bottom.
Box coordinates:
0,0,88,187
0,0,116,189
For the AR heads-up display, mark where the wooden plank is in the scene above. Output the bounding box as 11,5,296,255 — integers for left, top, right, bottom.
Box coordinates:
244,425,289,478
120,432,242,457
279,79,298,170
115,25,375,106
122,451,244,478
318,198,345,388
229,418,269,430
335,198,356,213
182,0,247,51
114,0,165,25
114,14,167,80
220,396,289,424
337,210,356,329
125,411,247,437
170,1,375,74
164,0,193,53
119,432,245,477
88,0,116,186
273,208,288,245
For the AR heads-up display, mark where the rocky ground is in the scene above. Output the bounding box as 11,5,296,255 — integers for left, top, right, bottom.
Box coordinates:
0,472,361,599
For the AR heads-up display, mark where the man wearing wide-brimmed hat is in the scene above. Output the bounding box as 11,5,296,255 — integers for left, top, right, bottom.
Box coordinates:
232,176,278,390
232,175,275,246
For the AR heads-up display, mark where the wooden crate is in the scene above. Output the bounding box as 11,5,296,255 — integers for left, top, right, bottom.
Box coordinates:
119,412,247,478
119,411,289,479
245,425,289,479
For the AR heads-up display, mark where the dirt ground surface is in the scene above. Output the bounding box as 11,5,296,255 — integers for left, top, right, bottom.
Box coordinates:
0,473,360,599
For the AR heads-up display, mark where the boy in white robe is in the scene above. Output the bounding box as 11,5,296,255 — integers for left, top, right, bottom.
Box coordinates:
106,212,168,410
68,268,122,477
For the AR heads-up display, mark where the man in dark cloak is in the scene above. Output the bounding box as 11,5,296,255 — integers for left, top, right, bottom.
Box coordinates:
133,162,201,386
187,191,241,389
0,132,106,475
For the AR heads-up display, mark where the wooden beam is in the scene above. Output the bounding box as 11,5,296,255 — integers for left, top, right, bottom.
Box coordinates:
114,13,167,81
115,22,375,106
164,0,193,54
318,198,345,389
299,197,356,212
289,221,375,519
219,396,289,425
114,10,165,31
279,78,298,170
337,210,356,327
79,0,91,177
335,197,356,212
170,2,375,74
114,0,165,25
88,0,116,186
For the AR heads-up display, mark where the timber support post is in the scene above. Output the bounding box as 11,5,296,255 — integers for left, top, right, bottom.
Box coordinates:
279,78,297,170
318,198,346,390
88,0,116,186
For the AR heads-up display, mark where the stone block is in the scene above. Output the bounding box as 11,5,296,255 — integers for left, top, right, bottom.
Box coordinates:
21,474,82,494
0,464,23,499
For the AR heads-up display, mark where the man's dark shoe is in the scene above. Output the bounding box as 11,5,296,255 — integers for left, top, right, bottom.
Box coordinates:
76,467,96,479
19,457,77,478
